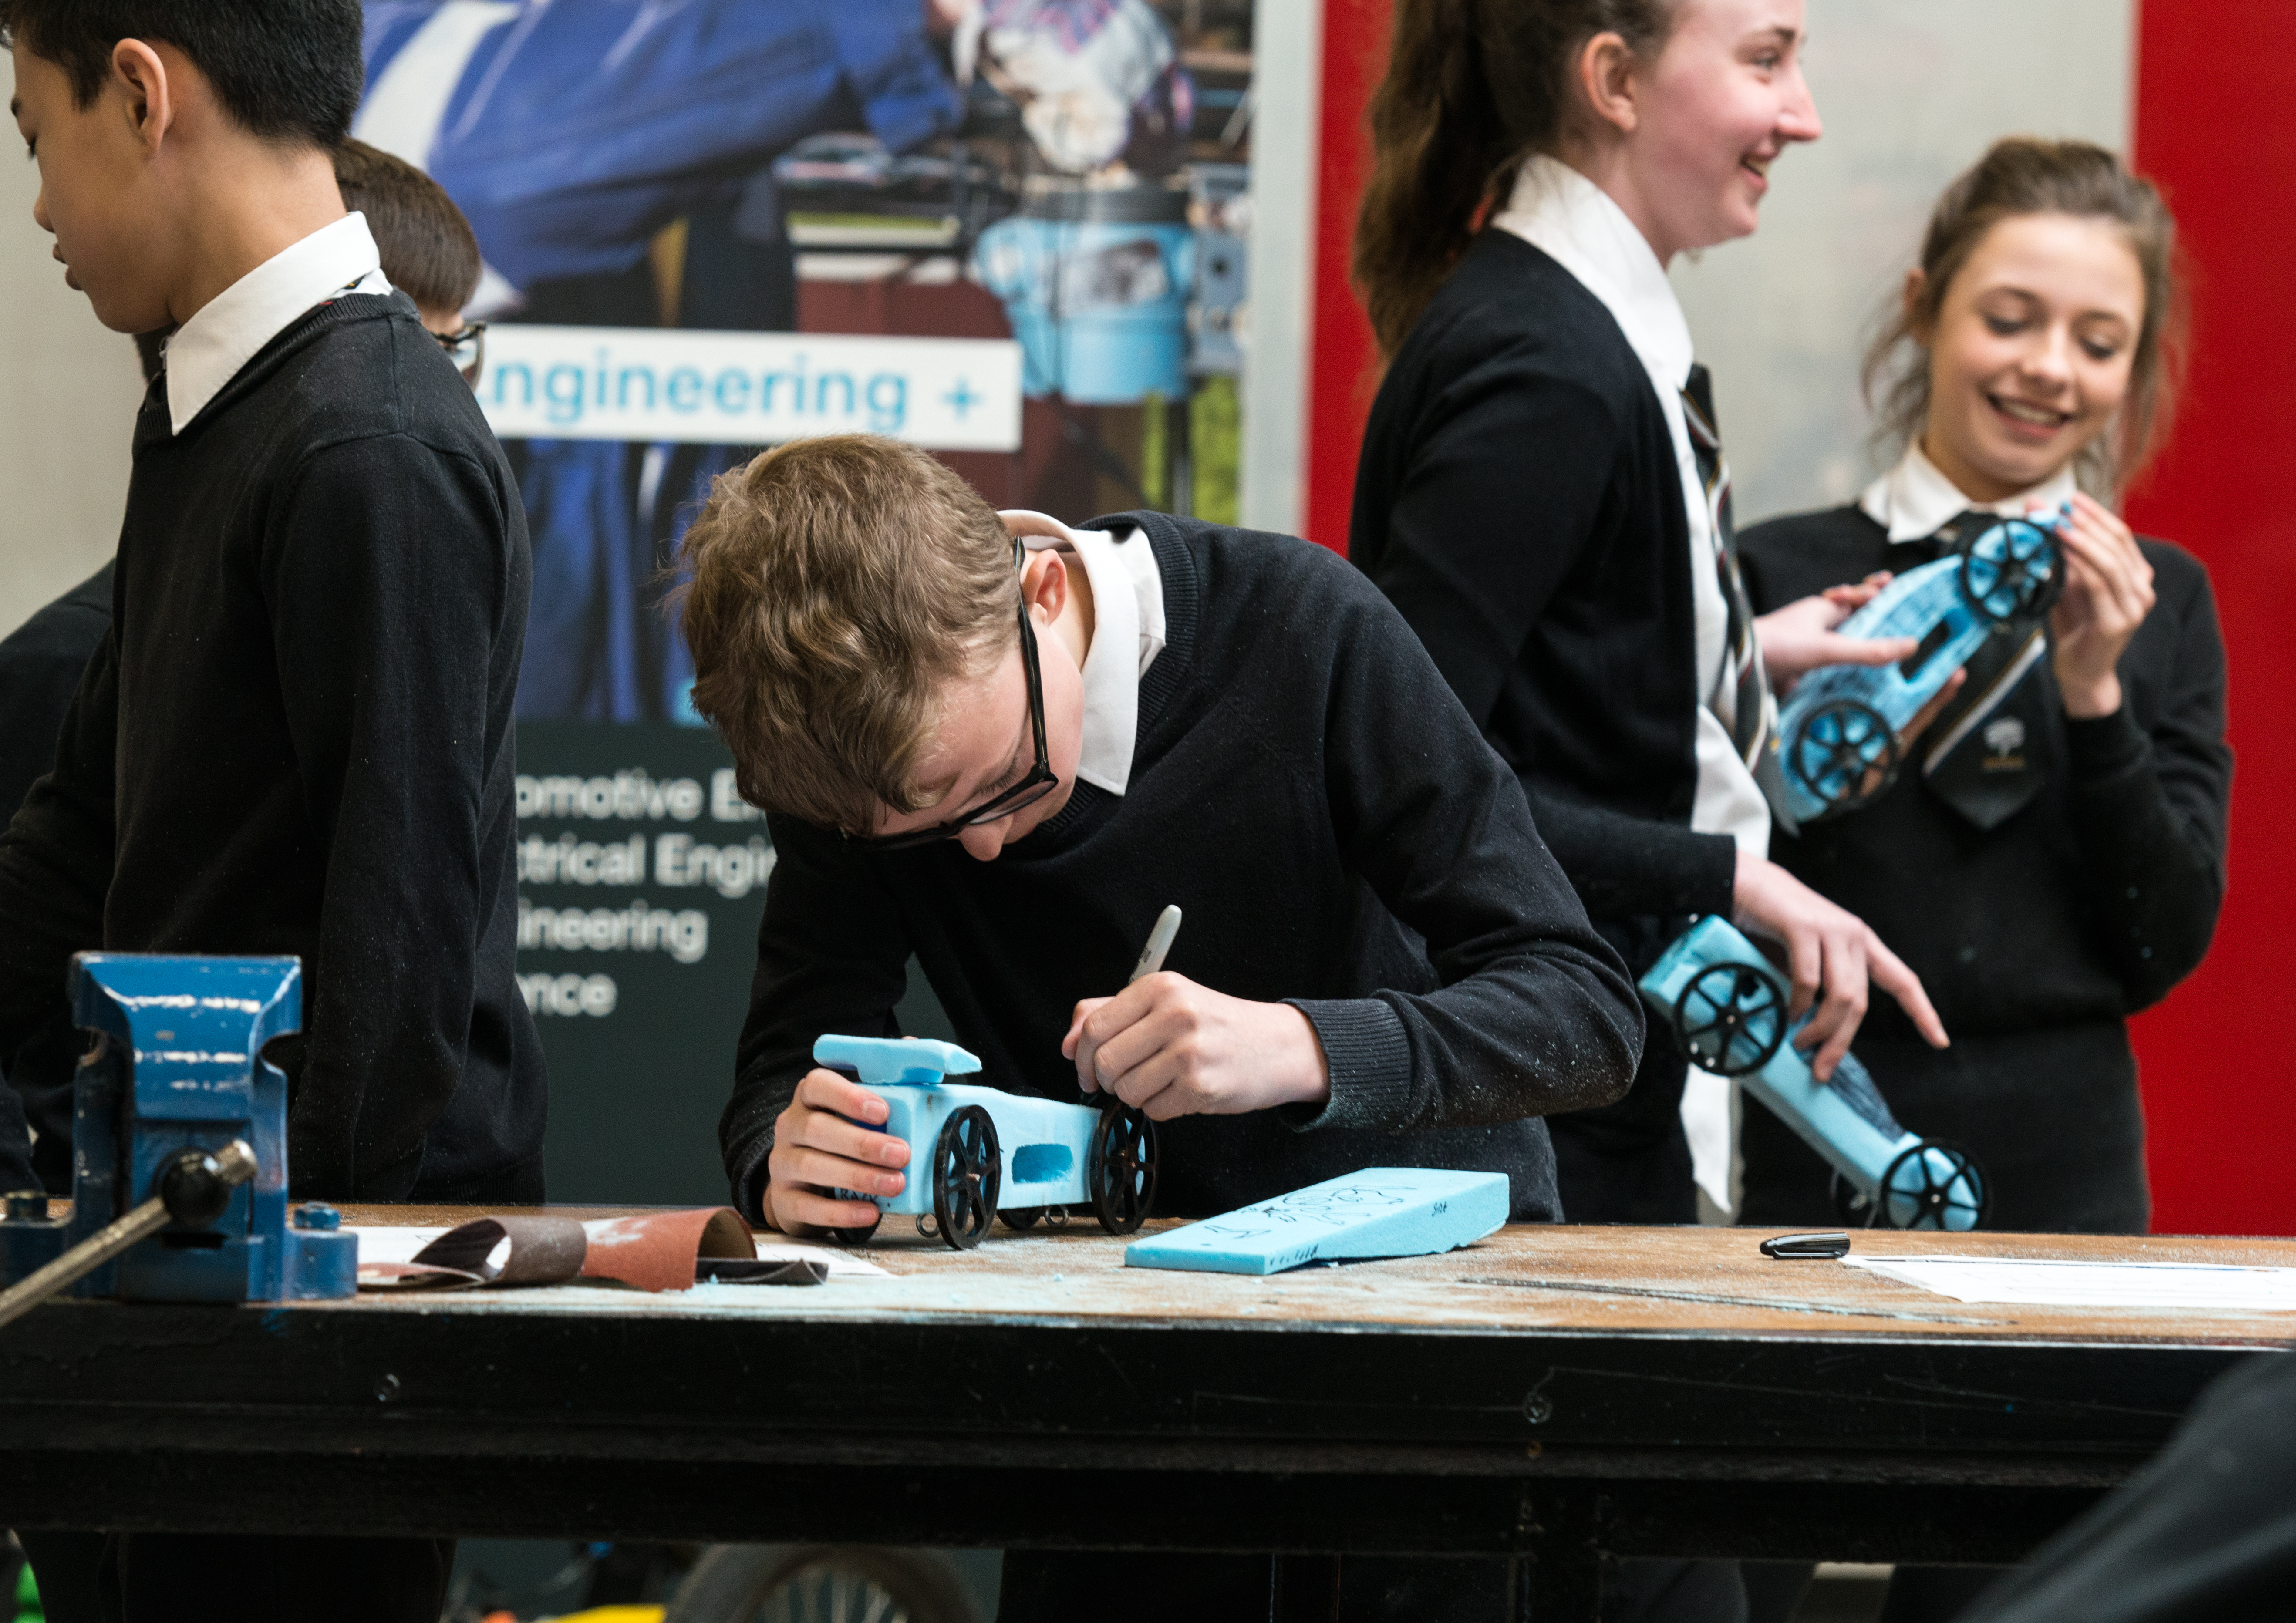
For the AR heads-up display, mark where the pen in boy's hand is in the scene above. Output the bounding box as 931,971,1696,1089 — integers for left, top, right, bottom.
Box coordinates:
1128,905,1183,985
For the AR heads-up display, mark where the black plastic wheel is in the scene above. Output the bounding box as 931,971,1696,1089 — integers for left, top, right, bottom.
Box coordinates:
1959,517,2064,623
1672,961,1787,1077
998,1206,1042,1231
1088,1105,1157,1234
929,1106,1000,1250
1787,697,1902,817
1876,1138,1990,1232
820,1200,883,1248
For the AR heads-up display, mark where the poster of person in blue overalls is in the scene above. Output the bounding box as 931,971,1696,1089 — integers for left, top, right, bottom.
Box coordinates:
355,0,1255,1200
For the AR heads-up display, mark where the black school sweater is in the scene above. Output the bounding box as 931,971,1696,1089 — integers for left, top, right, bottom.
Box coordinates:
725,513,1644,1224
1350,230,1733,973
0,291,546,1202
1738,504,2231,1040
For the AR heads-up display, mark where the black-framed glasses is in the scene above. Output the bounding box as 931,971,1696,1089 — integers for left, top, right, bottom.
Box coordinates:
436,321,486,385
852,542,1057,849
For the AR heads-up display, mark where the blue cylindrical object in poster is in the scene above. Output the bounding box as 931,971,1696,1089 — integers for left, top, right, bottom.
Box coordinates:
973,182,1193,404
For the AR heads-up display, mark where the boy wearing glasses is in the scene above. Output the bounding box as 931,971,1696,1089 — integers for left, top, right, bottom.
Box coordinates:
680,434,1644,1242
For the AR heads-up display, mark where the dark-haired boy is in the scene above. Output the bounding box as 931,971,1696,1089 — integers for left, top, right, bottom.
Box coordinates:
0,136,492,1198
1,5,538,1618
681,433,1644,1620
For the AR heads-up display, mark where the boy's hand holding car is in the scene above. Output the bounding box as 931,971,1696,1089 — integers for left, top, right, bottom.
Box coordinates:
765,1070,908,1236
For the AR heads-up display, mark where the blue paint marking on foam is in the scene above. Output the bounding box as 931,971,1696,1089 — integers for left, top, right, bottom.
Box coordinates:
1124,1168,1510,1276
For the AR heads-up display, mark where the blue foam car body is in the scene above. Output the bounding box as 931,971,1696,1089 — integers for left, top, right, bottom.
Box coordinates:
1776,505,2066,825
813,1034,1156,1249
1639,917,1988,1230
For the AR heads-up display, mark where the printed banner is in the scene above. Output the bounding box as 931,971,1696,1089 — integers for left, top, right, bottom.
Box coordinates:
481,326,1023,450
358,0,1259,1200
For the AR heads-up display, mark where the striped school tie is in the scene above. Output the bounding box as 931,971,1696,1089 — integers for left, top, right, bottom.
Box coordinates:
1682,364,1797,832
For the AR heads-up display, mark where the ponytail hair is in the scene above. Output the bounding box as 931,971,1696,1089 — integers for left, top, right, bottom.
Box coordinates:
1353,0,1679,358
1866,137,2188,494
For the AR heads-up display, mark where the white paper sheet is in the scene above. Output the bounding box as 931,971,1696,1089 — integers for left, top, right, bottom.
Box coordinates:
345,1226,449,1266
1844,1255,2296,1311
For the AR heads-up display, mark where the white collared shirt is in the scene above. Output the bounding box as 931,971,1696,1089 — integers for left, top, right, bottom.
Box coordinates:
1491,154,1769,858
1860,438,2078,542
1003,510,1166,797
164,212,395,435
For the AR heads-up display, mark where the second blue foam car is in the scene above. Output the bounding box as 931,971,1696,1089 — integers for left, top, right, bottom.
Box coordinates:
1640,917,1989,1231
1777,504,2066,825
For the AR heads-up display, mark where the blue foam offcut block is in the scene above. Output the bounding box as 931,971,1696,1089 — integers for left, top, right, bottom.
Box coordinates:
1123,1168,1510,1275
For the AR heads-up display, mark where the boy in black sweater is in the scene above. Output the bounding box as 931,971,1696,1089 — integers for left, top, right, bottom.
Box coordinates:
2,8,534,1617
0,3,542,1209
681,434,1641,1620
0,136,496,1200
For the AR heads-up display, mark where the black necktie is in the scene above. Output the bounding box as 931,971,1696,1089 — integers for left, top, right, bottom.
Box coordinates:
1681,364,1797,833
1901,512,2054,831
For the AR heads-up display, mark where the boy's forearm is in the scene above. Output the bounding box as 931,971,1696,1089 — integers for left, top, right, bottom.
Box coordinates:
725,818,916,1221
1323,592,1647,1135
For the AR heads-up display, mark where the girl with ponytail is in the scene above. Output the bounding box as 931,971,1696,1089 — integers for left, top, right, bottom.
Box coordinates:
1351,0,1945,1253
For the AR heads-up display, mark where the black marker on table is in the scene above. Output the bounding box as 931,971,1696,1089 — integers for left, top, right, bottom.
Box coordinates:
1129,905,1183,984
1760,1231,1851,1260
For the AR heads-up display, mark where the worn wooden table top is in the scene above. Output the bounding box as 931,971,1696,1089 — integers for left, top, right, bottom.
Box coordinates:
6,1212,2289,1573
326,1208,2296,1347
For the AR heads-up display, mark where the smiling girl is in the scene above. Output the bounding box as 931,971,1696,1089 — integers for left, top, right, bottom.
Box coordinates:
1349,0,1949,1252
1739,136,2229,1243
1736,136,2232,1623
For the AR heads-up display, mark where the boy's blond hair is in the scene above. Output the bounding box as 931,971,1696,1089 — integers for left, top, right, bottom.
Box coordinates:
676,435,1019,833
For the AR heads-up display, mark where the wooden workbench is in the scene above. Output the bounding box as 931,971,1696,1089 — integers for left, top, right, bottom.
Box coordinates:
2,1215,2289,1616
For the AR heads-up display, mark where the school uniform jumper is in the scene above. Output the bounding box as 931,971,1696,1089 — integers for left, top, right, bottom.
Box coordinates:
1737,448,2230,1234
0,215,548,1206
1352,158,1770,1224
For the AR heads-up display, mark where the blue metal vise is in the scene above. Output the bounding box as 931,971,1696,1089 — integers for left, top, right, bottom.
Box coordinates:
0,954,356,1303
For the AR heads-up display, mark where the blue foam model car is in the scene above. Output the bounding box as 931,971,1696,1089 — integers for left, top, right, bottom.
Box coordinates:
1640,917,1989,1230
1777,505,2066,825
813,1035,1157,1250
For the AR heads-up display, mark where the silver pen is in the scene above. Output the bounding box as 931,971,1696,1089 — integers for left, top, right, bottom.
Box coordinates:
1127,904,1183,984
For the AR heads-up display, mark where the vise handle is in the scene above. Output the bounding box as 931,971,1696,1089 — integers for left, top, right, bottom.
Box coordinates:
0,1140,257,1332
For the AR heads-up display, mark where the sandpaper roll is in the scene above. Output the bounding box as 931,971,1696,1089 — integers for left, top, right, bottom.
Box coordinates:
413,1215,590,1286
579,1208,756,1292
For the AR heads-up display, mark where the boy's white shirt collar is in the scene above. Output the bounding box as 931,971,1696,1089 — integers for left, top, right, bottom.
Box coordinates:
1860,438,2079,542
165,212,395,435
1002,510,1166,797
